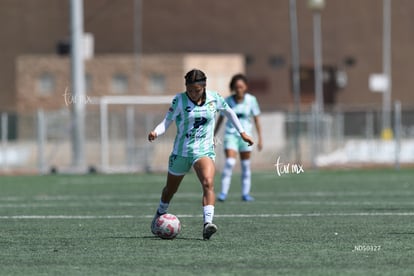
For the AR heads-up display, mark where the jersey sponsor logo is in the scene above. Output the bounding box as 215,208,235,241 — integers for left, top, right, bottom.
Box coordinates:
193,117,208,129
185,133,207,139
186,106,209,113
185,117,208,139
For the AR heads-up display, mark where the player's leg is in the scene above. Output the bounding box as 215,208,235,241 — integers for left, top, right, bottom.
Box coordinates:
157,154,191,213
193,156,218,240
151,172,184,235
218,149,237,201
218,135,238,201
158,172,185,212
240,149,254,201
151,173,185,234
151,155,190,234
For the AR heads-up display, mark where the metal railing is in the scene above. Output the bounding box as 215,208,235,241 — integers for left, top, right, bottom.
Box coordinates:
0,102,412,174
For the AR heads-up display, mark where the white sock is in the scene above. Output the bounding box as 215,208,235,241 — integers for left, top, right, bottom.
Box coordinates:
203,205,215,224
241,159,251,196
221,157,236,195
157,200,169,214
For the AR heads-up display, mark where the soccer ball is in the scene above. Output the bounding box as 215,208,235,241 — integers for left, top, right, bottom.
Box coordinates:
153,213,181,239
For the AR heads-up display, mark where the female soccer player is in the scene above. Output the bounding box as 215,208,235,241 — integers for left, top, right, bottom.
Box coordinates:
148,69,254,240
214,74,263,202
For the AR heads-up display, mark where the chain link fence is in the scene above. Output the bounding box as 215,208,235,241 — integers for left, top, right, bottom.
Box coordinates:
0,102,413,174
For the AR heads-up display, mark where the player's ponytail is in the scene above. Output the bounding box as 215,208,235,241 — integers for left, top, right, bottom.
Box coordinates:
185,69,207,85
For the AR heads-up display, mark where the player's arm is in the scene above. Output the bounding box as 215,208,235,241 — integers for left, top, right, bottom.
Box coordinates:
214,115,224,136
148,95,179,142
221,107,254,146
148,118,173,142
254,115,263,151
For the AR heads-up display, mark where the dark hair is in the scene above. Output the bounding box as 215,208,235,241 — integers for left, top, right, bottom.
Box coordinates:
229,74,248,91
185,69,207,85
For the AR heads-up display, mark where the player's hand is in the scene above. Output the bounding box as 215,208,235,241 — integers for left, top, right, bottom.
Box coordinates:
240,132,254,146
213,136,218,147
257,138,263,151
148,131,157,142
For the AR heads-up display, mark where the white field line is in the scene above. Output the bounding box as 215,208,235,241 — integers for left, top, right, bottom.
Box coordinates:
0,202,153,208
1,191,414,202
1,200,414,208
1,212,414,220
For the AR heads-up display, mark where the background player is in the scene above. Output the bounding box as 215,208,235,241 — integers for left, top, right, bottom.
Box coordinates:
148,69,254,240
214,74,263,202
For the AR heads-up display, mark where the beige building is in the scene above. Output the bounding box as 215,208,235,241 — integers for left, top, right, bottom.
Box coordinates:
2,0,414,113
15,54,244,112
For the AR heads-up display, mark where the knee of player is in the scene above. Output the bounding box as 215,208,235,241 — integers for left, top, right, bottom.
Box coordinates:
200,177,214,189
225,157,236,168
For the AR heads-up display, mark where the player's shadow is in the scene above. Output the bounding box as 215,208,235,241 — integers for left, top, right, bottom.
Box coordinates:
106,236,204,241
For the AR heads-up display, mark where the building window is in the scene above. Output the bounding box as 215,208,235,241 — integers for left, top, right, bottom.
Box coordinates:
111,74,129,94
268,55,285,69
85,73,92,93
37,72,55,95
148,73,166,94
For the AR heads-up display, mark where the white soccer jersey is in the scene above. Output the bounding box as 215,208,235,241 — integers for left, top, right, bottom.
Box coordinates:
224,93,261,136
165,90,229,157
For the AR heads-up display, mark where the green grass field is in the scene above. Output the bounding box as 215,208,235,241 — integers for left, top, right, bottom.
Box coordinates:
1,169,414,275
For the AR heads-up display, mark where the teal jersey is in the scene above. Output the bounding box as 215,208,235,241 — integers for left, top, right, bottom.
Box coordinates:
166,90,229,157
224,93,261,136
